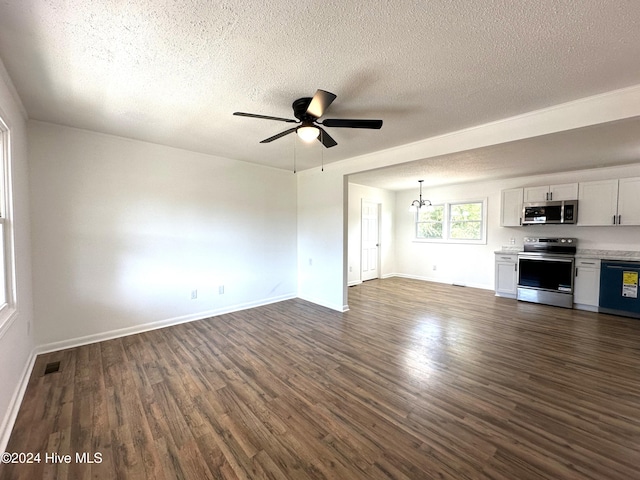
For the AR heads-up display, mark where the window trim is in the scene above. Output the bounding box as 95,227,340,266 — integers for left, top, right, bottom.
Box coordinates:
0,112,17,339
414,198,488,245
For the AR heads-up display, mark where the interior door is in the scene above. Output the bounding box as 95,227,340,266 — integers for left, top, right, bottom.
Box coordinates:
361,201,380,281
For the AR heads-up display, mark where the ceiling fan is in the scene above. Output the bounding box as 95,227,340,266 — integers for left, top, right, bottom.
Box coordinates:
233,89,383,148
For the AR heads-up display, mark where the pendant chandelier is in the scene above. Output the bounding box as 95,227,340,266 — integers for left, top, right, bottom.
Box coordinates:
409,180,431,211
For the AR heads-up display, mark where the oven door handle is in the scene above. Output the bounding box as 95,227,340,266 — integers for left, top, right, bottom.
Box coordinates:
518,256,574,263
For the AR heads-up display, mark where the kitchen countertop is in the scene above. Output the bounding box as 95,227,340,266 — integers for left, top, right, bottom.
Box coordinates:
494,246,521,254
494,247,640,261
576,249,640,262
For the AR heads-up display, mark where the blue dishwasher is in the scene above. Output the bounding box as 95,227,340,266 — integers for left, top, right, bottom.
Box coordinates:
599,260,640,319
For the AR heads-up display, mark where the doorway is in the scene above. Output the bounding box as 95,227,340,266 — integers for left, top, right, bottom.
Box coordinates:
361,200,380,281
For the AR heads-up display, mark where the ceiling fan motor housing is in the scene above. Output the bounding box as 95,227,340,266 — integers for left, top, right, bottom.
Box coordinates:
292,97,315,121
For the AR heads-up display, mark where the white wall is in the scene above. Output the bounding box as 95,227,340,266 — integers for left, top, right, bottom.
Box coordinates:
394,183,497,289
394,163,640,290
347,183,395,285
29,121,297,348
297,169,347,311
0,63,35,450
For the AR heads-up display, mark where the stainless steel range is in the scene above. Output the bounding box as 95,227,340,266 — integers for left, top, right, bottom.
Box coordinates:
517,237,577,308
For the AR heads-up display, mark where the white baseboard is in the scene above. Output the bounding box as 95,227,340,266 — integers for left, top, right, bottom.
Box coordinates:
383,273,493,291
35,293,296,355
0,349,37,453
297,294,349,312
574,303,599,312
347,280,362,287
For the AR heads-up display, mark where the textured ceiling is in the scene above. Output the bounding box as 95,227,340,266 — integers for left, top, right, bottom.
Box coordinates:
1,1,640,173
349,116,640,190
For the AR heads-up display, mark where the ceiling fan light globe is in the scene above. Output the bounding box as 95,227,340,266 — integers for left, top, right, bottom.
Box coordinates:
297,126,320,142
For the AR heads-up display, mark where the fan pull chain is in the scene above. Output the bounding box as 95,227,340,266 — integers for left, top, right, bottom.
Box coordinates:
293,134,297,174
320,130,324,172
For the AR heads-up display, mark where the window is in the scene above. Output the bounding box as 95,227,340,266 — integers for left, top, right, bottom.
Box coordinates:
415,199,487,244
449,202,483,240
0,114,16,335
416,205,444,239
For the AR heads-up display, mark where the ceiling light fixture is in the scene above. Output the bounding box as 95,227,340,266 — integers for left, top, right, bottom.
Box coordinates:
296,124,320,142
409,180,431,211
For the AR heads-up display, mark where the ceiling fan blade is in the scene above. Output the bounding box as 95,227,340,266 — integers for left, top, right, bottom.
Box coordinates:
322,119,383,129
234,112,298,123
259,127,298,143
306,90,337,118
317,127,338,148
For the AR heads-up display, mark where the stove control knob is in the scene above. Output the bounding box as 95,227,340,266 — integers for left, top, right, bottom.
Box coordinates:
560,238,566,243
567,239,573,243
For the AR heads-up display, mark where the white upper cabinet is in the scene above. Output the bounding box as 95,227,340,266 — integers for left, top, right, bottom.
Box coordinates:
500,188,523,227
578,177,640,226
550,183,579,201
577,179,619,226
523,185,551,203
523,183,578,202
504,177,640,227
617,177,640,225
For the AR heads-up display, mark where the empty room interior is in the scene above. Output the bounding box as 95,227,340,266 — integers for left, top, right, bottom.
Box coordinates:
2,2,640,479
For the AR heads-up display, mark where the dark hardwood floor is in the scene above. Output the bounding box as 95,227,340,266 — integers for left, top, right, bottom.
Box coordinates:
2,277,640,479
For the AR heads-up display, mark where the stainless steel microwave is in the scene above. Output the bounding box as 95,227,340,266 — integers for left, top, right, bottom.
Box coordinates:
522,200,578,225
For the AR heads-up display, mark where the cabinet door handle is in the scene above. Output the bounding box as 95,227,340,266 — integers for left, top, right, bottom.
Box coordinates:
575,267,578,277
549,192,552,201
519,217,522,226
613,215,617,225
545,192,548,201
618,214,622,225
514,264,517,272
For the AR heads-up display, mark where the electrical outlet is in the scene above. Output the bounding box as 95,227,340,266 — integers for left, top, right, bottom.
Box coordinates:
432,265,437,271
218,285,224,295
349,266,352,272
309,258,313,266
191,289,198,300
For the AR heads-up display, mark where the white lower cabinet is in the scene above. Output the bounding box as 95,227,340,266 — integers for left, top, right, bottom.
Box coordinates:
495,253,518,298
573,258,601,311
